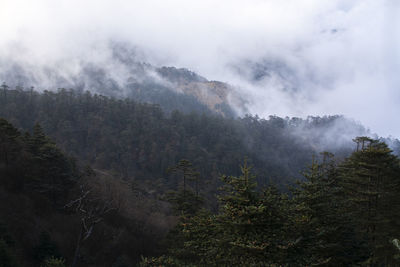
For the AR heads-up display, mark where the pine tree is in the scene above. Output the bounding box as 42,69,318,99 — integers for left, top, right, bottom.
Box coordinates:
339,137,400,265
294,152,368,266
0,118,25,190
25,123,78,204
0,118,21,168
165,159,202,216
152,160,295,266
1,82,9,103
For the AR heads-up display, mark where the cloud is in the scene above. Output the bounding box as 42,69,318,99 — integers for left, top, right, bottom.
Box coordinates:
0,0,399,137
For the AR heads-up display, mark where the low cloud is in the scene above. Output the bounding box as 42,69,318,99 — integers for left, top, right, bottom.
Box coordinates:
1,0,399,137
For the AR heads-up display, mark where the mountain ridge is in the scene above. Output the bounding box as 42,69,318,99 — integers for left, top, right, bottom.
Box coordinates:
0,43,247,117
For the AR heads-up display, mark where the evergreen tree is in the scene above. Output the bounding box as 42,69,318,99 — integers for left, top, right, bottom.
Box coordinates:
26,123,78,204
0,118,25,190
294,152,368,266
1,83,9,103
339,137,400,265
0,118,21,168
147,161,295,266
165,159,202,216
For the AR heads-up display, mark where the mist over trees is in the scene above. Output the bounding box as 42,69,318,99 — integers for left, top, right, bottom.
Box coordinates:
0,85,378,188
0,43,243,118
0,83,399,266
1,1,400,265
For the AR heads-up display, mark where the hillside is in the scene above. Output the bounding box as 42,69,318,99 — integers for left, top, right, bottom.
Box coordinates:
0,118,175,266
0,43,246,117
2,113,400,266
2,86,396,186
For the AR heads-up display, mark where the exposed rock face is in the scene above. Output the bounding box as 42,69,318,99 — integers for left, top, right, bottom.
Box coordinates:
155,67,247,116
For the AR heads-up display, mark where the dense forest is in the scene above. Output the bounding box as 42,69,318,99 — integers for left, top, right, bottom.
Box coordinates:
141,138,400,266
1,85,400,266
1,86,390,186
0,117,171,266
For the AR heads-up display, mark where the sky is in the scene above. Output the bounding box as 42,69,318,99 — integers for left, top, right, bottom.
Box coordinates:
1,0,400,137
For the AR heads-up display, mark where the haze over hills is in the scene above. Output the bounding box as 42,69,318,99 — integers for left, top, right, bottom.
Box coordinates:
2,1,400,266
2,0,400,137
1,40,400,156
0,42,248,117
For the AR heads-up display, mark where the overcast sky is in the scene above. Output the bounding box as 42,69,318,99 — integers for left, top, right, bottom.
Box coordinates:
1,0,400,137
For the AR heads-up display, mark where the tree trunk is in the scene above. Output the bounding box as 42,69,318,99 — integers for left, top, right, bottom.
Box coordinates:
72,224,84,267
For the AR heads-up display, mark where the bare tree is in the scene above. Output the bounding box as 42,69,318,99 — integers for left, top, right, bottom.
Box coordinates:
65,185,116,267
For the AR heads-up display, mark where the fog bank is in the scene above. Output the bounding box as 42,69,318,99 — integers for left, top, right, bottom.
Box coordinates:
1,0,399,137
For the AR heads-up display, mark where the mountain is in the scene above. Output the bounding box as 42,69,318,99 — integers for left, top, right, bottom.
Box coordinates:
2,43,400,267
2,86,397,190
0,42,247,117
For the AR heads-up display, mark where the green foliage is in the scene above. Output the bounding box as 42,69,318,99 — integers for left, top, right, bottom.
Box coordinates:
0,239,19,267
2,84,400,266
0,86,354,193
151,161,296,266
152,140,400,266
208,161,296,266
40,256,66,267
293,152,369,266
33,232,61,263
139,255,193,267
0,117,78,206
0,118,24,190
338,138,400,265
165,159,203,215
165,189,203,216
0,118,164,267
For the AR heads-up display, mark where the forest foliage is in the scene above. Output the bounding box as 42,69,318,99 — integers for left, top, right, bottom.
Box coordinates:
1,85,400,266
142,140,400,266
0,118,168,266
0,86,383,190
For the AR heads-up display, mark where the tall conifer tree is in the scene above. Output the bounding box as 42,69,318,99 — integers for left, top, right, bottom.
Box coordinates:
339,137,400,265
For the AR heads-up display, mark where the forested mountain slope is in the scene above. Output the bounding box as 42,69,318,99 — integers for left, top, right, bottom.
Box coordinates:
1,87,400,266
0,43,244,117
0,86,383,188
0,118,171,266
142,139,400,266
